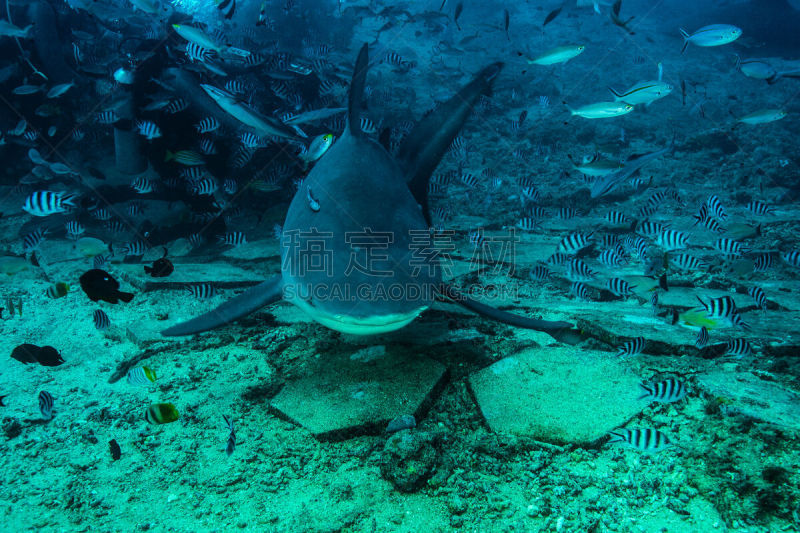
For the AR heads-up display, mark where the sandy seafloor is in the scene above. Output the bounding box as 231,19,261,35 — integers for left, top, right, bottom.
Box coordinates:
3,8,800,533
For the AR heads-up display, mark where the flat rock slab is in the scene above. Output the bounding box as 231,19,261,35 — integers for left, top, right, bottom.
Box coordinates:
114,262,270,291
269,349,448,441
697,371,800,431
469,347,645,445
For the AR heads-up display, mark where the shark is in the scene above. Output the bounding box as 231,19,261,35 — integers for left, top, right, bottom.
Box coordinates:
162,44,573,339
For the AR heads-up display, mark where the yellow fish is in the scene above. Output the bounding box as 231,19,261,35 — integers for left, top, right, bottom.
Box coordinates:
678,309,720,330
127,366,157,386
146,403,179,424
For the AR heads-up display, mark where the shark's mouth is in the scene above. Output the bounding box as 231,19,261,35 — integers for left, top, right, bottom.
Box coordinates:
290,297,428,335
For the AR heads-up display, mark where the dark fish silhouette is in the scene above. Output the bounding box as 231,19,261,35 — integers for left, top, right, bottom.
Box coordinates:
79,269,134,304
144,248,174,278
109,439,121,461
611,0,635,35
454,2,463,30
11,343,65,366
543,7,562,28
0,395,6,407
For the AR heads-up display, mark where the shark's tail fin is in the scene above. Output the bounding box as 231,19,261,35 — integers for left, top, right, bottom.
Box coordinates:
347,43,370,137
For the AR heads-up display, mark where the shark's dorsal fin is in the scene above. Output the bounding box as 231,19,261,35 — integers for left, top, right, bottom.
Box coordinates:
347,43,370,137
396,62,503,226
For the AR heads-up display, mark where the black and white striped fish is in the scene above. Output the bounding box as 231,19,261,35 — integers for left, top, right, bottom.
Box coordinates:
93,309,110,330
782,250,800,268
186,42,211,62
696,295,737,318
105,220,127,234
191,177,218,196
633,237,649,259
529,265,552,281
164,98,188,114
240,132,261,148
607,277,634,297
188,283,217,299
725,338,752,357
636,221,666,239
692,202,709,226
524,206,548,219
752,253,774,272
121,241,148,257
559,232,593,254
571,281,589,300
638,378,688,403
382,52,413,68
223,414,236,455
223,179,238,195
705,194,727,220
713,238,747,257
360,117,378,134
698,216,725,233
93,253,111,270
128,202,143,218
696,295,749,329
605,211,630,226
72,42,83,65
747,286,767,311
565,258,597,281
598,249,625,267
91,208,112,221
695,326,709,349
131,176,154,194
669,254,706,271
656,229,689,251
547,252,569,266
616,337,645,356
189,233,204,248
23,228,48,251
65,221,84,237
468,230,485,248
199,137,217,155
746,200,774,216
218,232,247,246
96,110,119,124
231,146,255,168
23,191,77,217
516,217,538,231
557,207,577,219
39,390,54,420
225,79,246,95
195,117,220,134
608,428,672,452
637,204,658,219
136,120,161,140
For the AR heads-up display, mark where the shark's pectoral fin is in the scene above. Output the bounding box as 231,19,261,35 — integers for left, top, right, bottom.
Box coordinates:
441,284,579,342
162,276,284,337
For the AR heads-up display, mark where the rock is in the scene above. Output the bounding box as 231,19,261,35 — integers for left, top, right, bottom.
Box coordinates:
269,349,447,440
468,347,644,444
379,430,439,492
2,417,22,440
697,371,800,430
386,415,416,433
